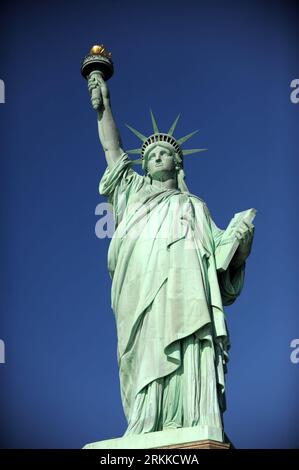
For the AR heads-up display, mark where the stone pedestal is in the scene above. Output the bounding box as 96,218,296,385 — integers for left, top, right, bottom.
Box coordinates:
159,439,230,449
83,425,230,449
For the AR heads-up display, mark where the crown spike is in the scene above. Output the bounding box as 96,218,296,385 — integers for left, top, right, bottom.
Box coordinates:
129,158,143,165
150,109,159,134
126,148,142,154
168,114,180,136
125,124,147,142
182,148,207,155
177,130,199,145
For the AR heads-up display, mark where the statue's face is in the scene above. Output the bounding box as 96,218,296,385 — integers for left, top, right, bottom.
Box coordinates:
146,145,176,181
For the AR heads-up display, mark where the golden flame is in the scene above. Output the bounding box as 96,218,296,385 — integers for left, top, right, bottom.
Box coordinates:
90,44,112,58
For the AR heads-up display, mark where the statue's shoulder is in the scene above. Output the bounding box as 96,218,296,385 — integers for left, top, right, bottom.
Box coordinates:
189,194,205,204
188,193,212,219
188,193,209,208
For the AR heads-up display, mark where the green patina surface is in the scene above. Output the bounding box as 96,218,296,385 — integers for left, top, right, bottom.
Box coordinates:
83,61,255,447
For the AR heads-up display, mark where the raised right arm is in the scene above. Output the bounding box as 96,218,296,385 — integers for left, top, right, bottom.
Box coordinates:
88,74,125,169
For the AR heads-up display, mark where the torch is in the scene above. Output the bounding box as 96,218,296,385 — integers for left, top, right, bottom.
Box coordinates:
80,44,114,110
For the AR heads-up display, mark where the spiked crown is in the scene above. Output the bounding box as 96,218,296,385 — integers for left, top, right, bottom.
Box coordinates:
125,111,206,172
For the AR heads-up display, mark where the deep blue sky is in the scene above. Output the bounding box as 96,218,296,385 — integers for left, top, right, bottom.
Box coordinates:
0,0,298,449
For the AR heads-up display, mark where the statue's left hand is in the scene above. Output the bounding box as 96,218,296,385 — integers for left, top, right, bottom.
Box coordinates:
231,221,255,269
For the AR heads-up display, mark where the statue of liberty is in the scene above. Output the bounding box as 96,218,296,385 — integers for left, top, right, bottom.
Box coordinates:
83,46,255,447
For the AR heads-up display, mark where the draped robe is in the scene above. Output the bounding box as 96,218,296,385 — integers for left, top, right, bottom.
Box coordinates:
99,154,246,436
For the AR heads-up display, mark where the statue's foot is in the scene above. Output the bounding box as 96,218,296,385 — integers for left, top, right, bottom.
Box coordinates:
163,422,182,431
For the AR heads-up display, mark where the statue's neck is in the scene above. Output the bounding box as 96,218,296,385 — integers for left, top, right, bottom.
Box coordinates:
150,177,178,190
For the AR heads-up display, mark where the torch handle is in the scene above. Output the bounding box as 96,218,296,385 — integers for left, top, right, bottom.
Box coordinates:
89,70,104,111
